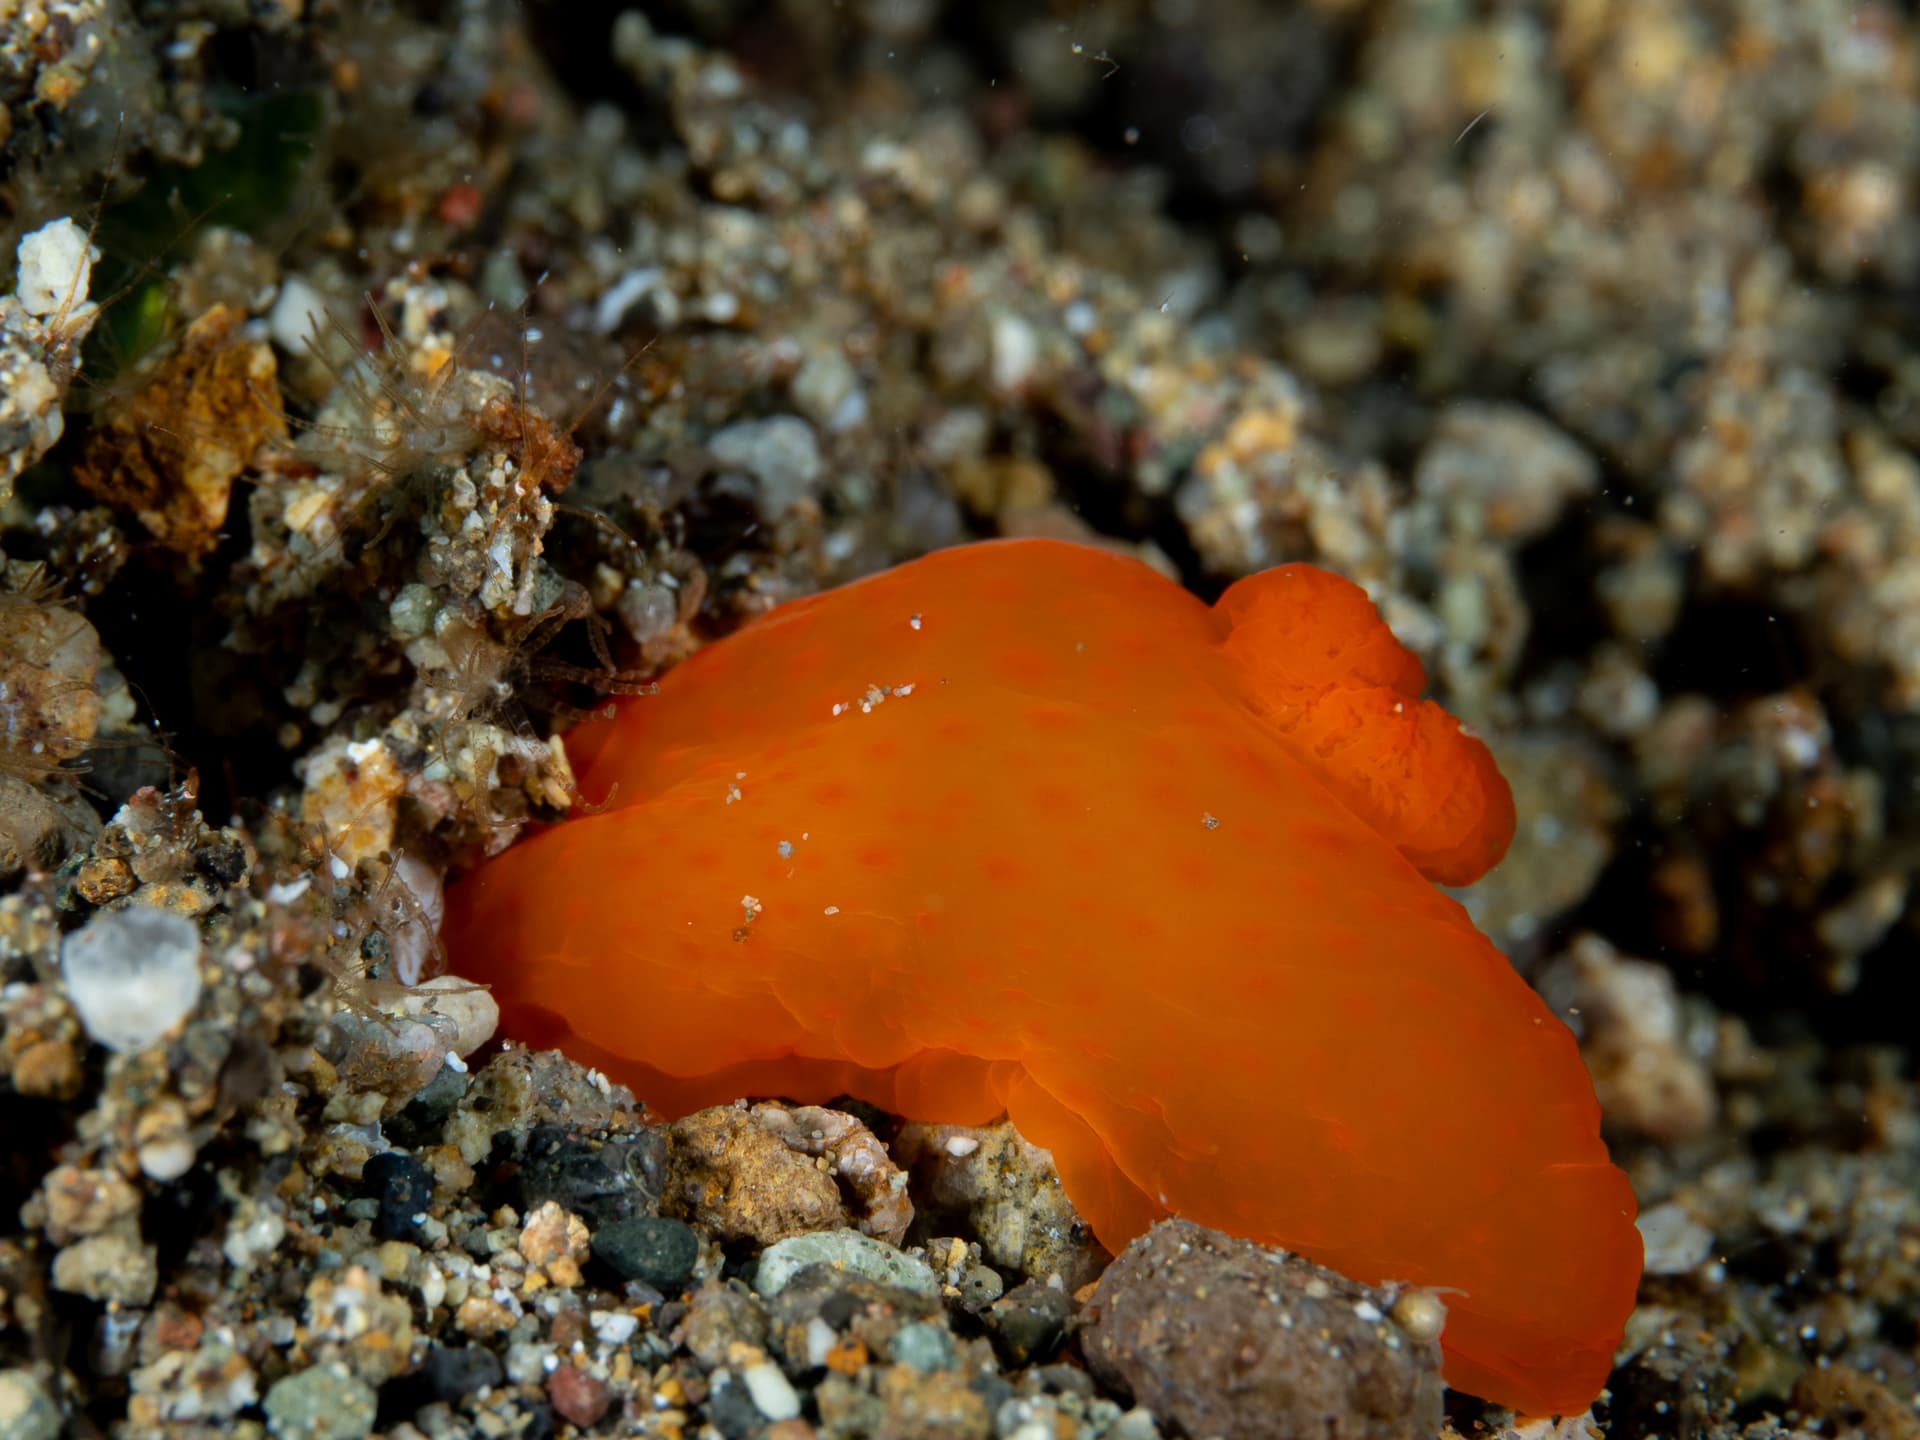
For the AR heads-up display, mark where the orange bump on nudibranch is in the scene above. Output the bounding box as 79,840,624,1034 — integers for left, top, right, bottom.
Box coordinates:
442,537,1643,1414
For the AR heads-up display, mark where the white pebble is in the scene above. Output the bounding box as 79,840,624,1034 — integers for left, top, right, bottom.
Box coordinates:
388,852,445,987
590,1310,640,1346
267,275,330,354
594,267,668,333
61,907,203,1053
15,217,97,318
1637,1202,1714,1275
990,312,1038,391
741,1360,800,1420
138,1136,197,1183
392,975,500,1057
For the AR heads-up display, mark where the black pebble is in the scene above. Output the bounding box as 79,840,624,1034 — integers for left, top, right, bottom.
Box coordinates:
516,1125,667,1228
968,1370,1015,1415
592,1215,699,1292
987,1279,1074,1366
707,1374,767,1439
425,1344,503,1401
194,837,250,886
361,1151,436,1243
385,1066,470,1148
517,1397,554,1440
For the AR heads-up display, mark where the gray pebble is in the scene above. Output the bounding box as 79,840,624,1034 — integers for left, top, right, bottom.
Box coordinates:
890,1319,957,1373
753,1229,939,1298
791,349,867,432
708,414,822,515
262,1363,376,1440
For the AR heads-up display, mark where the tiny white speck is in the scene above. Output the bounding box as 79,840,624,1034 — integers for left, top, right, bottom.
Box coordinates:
1393,702,1403,713
445,1050,468,1073
823,905,840,916
909,614,922,630
726,782,743,804
1202,813,1220,830
896,682,915,697
741,894,763,921
777,840,794,859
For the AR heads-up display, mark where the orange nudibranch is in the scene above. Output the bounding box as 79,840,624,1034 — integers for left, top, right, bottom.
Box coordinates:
442,537,1642,1413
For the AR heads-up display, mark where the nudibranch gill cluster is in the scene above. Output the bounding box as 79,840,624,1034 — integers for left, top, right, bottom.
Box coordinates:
442,536,1643,1414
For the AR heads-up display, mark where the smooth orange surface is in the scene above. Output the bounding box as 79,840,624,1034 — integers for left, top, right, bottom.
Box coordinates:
442,537,1643,1413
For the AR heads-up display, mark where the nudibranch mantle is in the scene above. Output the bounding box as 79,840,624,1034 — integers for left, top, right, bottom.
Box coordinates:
442,537,1642,1414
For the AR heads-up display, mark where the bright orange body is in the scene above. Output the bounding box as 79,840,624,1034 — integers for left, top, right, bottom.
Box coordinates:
443,537,1642,1412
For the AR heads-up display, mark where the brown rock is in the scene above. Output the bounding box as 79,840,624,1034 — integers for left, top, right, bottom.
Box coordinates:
73,855,136,903
680,1281,771,1370
39,1164,140,1242
667,1105,847,1245
454,1294,515,1336
749,1103,913,1245
546,1363,612,1427
875,1363,992,1440
1083,1219,1444,1440
518,1200,590,1272
10,1036,80,1098
51,1232,159,1306
1539,933,1718,1144
0,578,102,781
1793,1364,1920,1440
73,304,289,557
549,1308,587,1348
